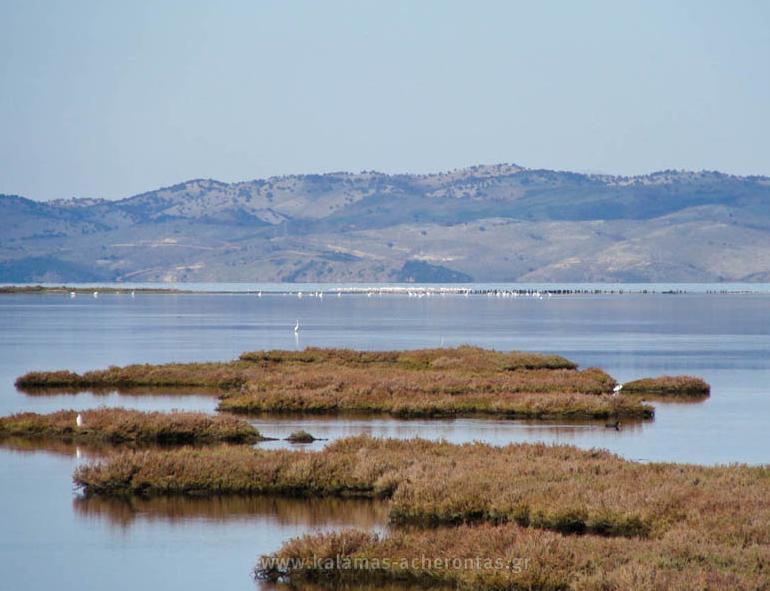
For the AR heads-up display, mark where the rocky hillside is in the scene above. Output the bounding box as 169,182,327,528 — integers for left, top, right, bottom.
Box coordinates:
2,164,770,282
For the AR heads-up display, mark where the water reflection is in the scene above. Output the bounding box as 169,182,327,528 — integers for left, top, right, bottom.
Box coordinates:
246,414,653,454
74,495,389,530
3,389,219,415
0,436,116,458
17,385,222,398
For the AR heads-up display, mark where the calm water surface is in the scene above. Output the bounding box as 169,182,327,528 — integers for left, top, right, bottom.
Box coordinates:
1,288,769,590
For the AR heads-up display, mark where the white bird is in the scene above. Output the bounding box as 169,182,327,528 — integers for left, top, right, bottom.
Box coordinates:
257,291,262,298
297,291,303,299
613,384,623,396
70,291,76,298
76,413,83,428
131,290,136,297
93,291,99,298
293,319,300,333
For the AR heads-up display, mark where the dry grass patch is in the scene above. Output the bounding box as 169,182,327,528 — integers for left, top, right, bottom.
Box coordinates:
622,375,710,398
74,436,770,545
0,408,262,444
15,363,249,390
238,346,577,371
16,347,686,420
218,365,646,419
287,430,319,443
257,523,769,591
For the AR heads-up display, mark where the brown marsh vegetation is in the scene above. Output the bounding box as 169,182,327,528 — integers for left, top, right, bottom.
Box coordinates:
258,522,769,591
622,375,711,398
286,430,319,443
74,435,769,589
74,435,770,544
15,364,248,390
16,346,674,420
0,408,262,444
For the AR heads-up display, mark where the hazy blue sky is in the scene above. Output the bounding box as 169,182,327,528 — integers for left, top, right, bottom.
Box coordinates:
1,0,769,200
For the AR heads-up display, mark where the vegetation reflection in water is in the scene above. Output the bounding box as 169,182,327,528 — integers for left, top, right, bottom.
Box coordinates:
73,495,389,530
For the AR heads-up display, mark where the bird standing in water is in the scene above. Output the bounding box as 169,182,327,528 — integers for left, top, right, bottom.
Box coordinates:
76,414,83,428
294,319,300,334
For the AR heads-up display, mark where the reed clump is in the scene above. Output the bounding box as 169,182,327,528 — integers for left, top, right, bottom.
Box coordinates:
0,408,262,444
16,347,680,420
622,375,710,398
74,436,770,545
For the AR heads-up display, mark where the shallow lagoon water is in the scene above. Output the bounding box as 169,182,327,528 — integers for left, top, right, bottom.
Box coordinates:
1,287,769,590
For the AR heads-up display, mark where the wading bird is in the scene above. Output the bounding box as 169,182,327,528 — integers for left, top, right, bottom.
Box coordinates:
294,319,300,334
76,413,83,428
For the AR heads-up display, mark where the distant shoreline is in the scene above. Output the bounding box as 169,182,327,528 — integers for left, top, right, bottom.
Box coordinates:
0,283,767,296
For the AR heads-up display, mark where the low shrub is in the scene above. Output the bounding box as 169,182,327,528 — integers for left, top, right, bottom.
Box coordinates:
286,430,317,443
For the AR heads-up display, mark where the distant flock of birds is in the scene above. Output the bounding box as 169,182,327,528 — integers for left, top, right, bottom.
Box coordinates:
69,290,135,298
288,289,555,299
66,288,563,300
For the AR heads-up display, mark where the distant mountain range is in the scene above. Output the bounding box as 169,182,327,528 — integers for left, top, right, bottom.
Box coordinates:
2,164,770,282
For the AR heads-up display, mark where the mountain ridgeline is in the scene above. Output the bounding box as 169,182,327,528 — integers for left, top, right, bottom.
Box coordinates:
2,164,769,282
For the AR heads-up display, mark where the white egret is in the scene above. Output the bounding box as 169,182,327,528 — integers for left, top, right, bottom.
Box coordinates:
93,291,98,298
131,290,136,297
76,413,83,428
294,319,300,333
70,291,76,298
613,384,623,396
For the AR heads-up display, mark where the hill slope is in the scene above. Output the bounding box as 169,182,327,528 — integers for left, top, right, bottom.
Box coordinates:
2,164,769,282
